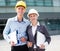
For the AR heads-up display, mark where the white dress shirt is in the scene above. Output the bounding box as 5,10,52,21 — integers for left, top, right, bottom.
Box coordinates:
31,22,39,48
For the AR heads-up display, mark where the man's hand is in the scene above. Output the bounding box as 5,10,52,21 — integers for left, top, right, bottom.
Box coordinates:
9,41,15,46
39,44,45,49
20,37,27,42
27,42,33,48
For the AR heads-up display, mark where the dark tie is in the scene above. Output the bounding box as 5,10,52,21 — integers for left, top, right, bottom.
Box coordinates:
16,30,19,44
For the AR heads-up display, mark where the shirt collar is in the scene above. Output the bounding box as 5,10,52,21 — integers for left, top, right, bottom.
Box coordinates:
30,22,40,26
14,16,26,23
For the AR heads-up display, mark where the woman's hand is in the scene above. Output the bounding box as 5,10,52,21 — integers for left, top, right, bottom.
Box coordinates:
39,44,45,49
27,42,33,48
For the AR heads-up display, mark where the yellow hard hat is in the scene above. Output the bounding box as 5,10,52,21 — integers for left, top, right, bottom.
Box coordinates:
15,1,26,9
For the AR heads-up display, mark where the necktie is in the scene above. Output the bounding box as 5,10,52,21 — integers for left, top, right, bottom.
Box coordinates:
16,30,19,44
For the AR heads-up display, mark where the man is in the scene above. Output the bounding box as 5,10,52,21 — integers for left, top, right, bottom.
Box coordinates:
26,9,51,51
3,1,29,51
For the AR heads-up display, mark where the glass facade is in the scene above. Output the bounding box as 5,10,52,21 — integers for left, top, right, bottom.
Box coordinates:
0,0,5,6
0,19,7,39
0,0,60,36
1,0,60,6
26,0,53,6
0,0,53,6
45,19,60,30
0,19,7,34
5,0,16,6
44,0,53,6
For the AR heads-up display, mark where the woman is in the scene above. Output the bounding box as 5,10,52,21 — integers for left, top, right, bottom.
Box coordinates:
26,9,51,51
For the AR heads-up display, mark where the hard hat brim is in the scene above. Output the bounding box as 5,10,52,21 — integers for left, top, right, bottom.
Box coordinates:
15,5,26,9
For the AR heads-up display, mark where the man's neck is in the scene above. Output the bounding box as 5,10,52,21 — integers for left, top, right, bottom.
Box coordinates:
17,15,23,22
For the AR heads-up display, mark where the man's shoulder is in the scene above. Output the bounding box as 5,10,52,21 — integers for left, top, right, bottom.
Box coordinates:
8,17,16,22
24,18,28,21
24,18,30,23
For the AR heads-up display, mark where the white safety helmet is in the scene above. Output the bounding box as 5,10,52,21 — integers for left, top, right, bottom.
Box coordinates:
27,9,39,18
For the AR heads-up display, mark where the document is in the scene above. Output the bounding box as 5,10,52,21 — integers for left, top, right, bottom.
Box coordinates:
37,31,46,47
8,31,17,44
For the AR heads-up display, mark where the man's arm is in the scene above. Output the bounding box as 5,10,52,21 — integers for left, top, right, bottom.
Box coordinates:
3,19,11,43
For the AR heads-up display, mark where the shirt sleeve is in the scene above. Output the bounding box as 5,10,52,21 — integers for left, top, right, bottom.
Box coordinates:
3,19,11,43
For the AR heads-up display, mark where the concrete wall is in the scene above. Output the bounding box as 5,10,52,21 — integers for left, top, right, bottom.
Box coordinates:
0,6,60,13
0,12,60,19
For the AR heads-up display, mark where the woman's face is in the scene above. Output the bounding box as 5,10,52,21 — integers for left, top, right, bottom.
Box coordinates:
29,13,38,22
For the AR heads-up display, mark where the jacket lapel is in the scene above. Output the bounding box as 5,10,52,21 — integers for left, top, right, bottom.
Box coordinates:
28,26,35,43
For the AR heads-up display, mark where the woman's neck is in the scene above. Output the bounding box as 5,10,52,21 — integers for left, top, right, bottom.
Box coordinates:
32,21,37,26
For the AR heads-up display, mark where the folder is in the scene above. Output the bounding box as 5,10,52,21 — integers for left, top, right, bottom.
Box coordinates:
8,31,17,44
37,31,46,47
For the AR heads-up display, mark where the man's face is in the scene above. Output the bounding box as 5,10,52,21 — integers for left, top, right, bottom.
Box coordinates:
16,6,25,15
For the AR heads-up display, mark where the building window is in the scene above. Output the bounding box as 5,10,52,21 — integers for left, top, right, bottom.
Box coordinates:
26,0,53,6
5,0,16,6
26,0,35,6
0,0,53,6
0,19,7,34
45,19,60,30
44,0,53,6
0,0,5,6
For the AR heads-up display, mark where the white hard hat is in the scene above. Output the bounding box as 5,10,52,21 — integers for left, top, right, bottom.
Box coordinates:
27,9,39,18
